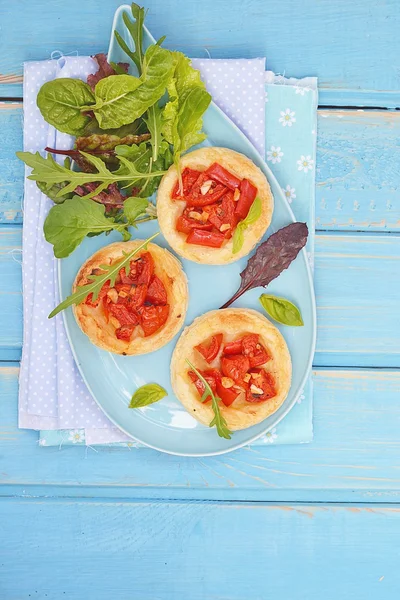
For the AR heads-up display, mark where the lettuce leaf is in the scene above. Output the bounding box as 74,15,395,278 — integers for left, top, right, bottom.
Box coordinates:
162,52,211,172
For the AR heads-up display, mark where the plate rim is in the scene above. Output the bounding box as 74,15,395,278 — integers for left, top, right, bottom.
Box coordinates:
56,6,317,456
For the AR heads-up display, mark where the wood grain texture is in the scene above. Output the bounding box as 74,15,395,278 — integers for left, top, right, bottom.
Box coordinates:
2,105,399,230
2,364,400,501
1,0,399,101
1,227,399,367
0,498,399,599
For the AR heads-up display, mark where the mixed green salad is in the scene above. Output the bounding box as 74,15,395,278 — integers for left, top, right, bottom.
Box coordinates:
17,2,212,258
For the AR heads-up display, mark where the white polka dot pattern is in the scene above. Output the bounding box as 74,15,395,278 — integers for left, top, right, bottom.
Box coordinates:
19,55,267,440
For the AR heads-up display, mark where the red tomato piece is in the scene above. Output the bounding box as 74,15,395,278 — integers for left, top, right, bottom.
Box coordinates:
186,172,228,207
176,213,213,235
208,191,238,236
127,283,147,309
246,369,276,403
221,355,250,385
115,325,135,340
188,368,221,403
241,334,271,367
146,275,168,305
215,380,240,407
172,168,202,199
194,334,223,364
109,303,140,327
136,252,155,285
223,339,243,355
138,304,169,337
235,179,258,220
205,163,241,190
85,281,110,307
186,229,225,248
118,268,136,285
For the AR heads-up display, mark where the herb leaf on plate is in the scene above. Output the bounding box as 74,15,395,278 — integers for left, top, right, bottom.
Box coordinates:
162,52,211,175
232,196,262,254
84,74,143,129
123,196,151,224
43,197,130,258
37,78,95,136
115,3,146,74
16,150,166,200
221,222,309,309
87,53,129,90
129,383,167,408
48,231,159,318
185,359,232,440
259,294,304,326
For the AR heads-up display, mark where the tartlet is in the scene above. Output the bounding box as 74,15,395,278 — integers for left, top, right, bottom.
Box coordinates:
170,308,292,431
157,147,273,265
73,241,188,355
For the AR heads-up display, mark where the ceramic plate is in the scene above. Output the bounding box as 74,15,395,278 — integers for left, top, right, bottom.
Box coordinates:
58,6,316,456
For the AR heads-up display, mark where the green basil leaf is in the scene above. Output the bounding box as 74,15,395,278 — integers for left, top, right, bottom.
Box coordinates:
243,196,262,225
129,383,167,408
232,223,245,254
37,78,95,135
232,197,262,254
88,74,143,129
123,196,149,224
43,196,128,258
259,294,304,327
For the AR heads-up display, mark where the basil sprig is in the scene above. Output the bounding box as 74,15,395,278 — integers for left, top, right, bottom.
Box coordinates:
232,196,262,254
186,359,232,440
129,383,167,408
259,293,304,326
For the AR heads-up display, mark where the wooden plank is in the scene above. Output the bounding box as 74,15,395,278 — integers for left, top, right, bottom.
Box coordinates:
2,105,399,230
1,227,399,367
0,498,399,599
2,364,400,501
1,0,399,99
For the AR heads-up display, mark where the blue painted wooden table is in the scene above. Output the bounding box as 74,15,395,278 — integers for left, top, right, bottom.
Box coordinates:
1,1,400,598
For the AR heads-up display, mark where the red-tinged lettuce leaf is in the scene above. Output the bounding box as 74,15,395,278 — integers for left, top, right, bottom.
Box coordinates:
87,53,129,90
221,222,309,309
74,182,127,211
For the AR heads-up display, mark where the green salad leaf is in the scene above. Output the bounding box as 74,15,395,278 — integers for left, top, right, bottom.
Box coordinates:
115,3,146,74
37,78,95,135
144,102,163,162
123,196,150,224
259,294,304,326
48,232,159,318
232,196,262,254
162,52,211,175
84,74,143,129
16,151,166,200
185,359,232,440
44,196,131,258
129,383,167,408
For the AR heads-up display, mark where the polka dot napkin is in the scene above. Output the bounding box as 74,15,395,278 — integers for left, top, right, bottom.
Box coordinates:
18,55,317,448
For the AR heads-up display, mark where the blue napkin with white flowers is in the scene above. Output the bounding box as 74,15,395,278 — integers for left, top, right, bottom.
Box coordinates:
19,56,317,448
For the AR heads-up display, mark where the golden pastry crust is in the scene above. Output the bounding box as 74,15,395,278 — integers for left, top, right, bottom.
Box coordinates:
171,308,292,431
73,241,188,355
157,147,273,264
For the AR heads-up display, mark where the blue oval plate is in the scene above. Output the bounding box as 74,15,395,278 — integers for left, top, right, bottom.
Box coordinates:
58,6,316,456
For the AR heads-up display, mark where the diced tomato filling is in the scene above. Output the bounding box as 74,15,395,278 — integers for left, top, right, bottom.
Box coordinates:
188,332,276,408
171,162,259,249
246,369,276,403
84,252,169,342
195,334,223,364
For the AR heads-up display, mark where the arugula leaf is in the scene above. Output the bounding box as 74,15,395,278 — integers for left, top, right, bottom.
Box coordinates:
185,359,232,440
129,383,167,408
85,74,143,129
49,232,159,318
144,102,163,162
115,142,168,197
162,52,211,175
43,196,130,258
232,196,262,254
37,78,95,135
123,196,149,224
259,294,304,326
115,3,146,74
16,151,166,200
36,180,73,204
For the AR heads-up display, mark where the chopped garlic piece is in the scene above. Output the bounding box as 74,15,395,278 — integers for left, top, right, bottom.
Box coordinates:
200,180,213,195
221,377,234,389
